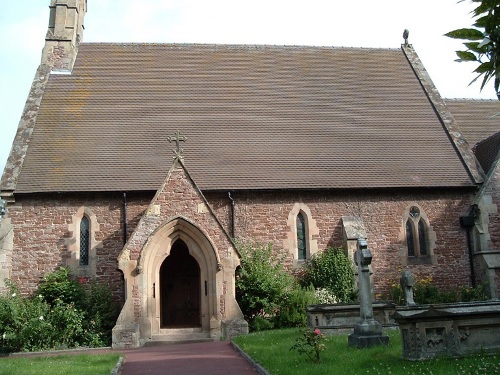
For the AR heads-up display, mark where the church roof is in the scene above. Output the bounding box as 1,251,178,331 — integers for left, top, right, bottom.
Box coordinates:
12,43,476,193
473,131,500,175
444,99,499,146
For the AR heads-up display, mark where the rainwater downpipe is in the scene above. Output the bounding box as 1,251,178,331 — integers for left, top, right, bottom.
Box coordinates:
228,191,235,239
123,192,128,246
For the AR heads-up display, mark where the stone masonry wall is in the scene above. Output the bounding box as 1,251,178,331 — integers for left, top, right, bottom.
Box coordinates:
206,189,475,296
5,192,149,303
483,162,500,251
5,188,474,301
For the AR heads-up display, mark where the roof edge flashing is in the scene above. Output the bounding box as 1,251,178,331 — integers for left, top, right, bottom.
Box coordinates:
401,43,485,185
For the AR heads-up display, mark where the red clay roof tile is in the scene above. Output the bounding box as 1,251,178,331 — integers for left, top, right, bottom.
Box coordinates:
14,43,475,193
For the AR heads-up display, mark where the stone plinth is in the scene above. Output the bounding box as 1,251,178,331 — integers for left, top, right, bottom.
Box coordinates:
307,302,397,334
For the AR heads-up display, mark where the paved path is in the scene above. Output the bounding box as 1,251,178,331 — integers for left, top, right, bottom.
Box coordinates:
118,341,261,375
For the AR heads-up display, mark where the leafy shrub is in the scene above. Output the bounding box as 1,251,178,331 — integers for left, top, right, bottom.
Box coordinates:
273,285,316,328
299,247,355,303
236,242,294,326
388,283,404,305
0,269,119,353
388,276,490,305
37,267,85,307
236,241,306,331
82,280,120,346
251,315,274,332
0,285,52,352
459,284,489,302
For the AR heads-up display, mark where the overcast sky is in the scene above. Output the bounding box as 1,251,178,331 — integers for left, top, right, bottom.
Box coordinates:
0,0,497,175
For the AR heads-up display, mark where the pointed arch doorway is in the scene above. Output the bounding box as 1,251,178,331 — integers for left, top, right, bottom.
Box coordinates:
160,239,201,328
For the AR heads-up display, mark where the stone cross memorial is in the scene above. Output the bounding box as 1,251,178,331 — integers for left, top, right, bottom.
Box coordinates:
348,238,389,348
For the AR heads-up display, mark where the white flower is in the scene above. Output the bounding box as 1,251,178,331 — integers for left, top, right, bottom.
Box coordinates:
11,293,16,297
2,333,6,340
39,316,44,321
314,288,338,304
38,294,43,299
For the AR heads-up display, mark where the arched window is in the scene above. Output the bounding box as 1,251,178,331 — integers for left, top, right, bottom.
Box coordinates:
405,206,429,260
418,220,428,256
297,212,307,260
285,203,319,268
406,220,415,256
400,204,436,266
67,207,101,277
79,215,90,266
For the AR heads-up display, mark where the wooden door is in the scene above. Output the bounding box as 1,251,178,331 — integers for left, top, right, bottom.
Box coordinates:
160,240,201,327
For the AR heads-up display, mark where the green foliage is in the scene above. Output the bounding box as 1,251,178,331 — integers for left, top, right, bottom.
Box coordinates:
236,242,294,324
459,283,490,302
273,285,316,328
414,281,457,304
0,268,119,353
235,241,311,331
0,285,53,352
83,280,121,346
445,0,500,99
37,267,85,307
251,315,274,332
299,247,355,303
290,327,326,363
388,277,490,305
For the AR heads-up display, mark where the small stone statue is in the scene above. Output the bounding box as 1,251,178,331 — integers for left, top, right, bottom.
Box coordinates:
400,270,416,306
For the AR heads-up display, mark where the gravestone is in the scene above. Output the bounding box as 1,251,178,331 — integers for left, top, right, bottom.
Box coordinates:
400,270,416,306
348,239,389,348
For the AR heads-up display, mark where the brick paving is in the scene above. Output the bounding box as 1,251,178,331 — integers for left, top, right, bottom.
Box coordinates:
117,341,261,375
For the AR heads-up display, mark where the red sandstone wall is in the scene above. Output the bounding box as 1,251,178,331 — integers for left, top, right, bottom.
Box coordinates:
6,189,474,300
206,189,475,296
7,193,150,303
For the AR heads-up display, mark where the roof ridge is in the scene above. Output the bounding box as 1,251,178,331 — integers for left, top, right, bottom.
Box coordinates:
79,42,400,51
444,98,498,102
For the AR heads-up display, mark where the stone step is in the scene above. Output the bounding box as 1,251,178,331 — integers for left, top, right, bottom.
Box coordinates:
146,328,213,346
158,327,203,335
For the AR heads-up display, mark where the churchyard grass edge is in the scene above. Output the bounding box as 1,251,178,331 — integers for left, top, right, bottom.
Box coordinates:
232,328,500,375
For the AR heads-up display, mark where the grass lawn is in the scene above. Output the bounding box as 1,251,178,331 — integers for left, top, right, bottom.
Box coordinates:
232,328,500,375
0,353,121,375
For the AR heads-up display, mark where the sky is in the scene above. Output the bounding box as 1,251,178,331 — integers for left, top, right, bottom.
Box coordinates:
0,0,497,176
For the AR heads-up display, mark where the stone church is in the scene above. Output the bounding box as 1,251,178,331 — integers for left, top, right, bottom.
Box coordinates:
0,0,499,348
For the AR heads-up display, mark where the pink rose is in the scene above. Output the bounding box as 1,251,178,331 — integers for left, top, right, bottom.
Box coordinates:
314,328,321,335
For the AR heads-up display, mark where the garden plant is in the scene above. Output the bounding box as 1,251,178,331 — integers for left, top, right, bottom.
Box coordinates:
0,267,120,353
235,242,357,331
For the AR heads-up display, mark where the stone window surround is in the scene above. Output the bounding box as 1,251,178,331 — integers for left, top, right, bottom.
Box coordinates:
66,206,102,277
399,204,437,266
284,203,319,268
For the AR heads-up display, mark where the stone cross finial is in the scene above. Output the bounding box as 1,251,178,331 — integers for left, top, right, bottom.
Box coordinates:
167,130,187,160
403,29,409,45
